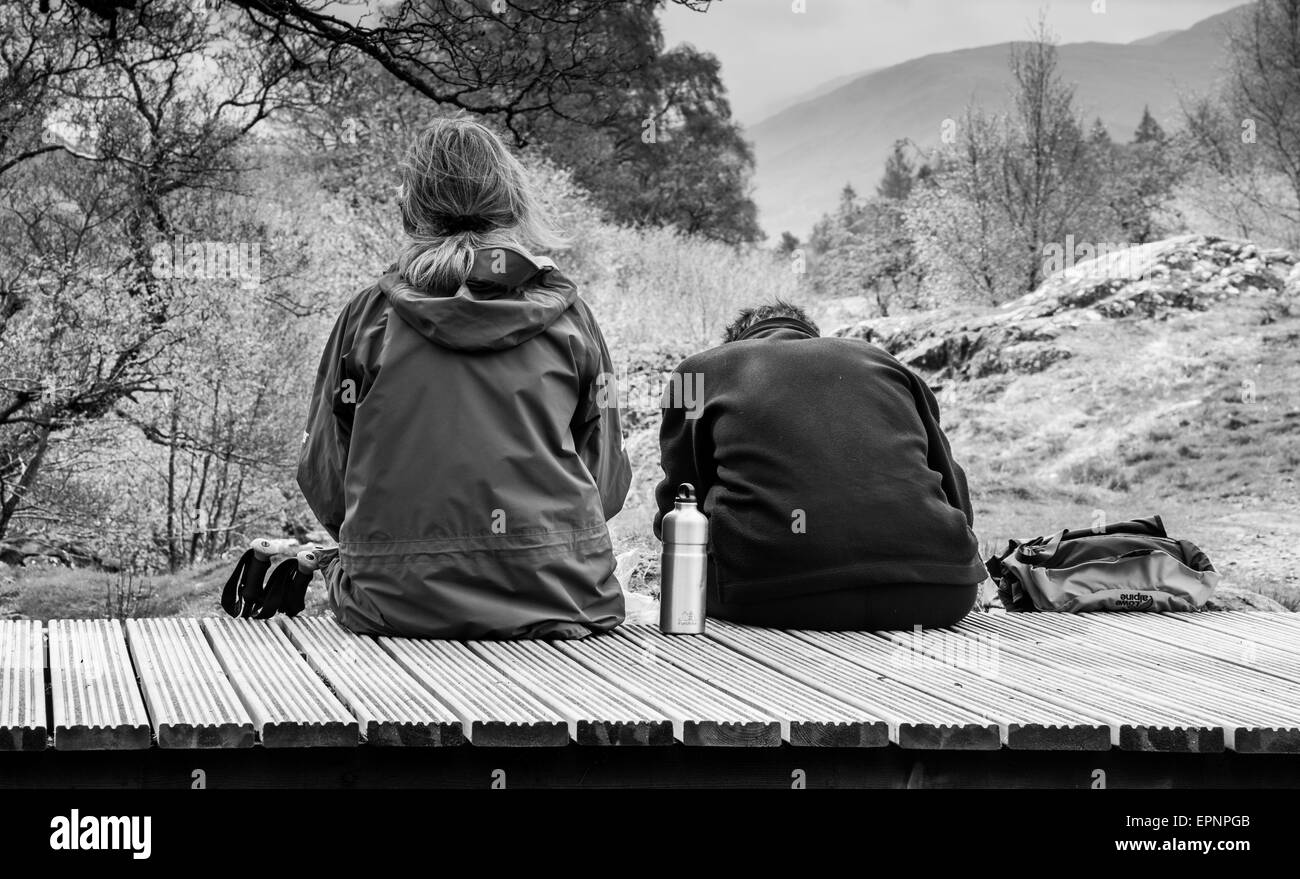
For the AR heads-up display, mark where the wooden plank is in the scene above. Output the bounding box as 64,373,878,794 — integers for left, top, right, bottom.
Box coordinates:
0,620,46,751
1169,610,1300,641
1088,612,1300,686
203,617,357,748
1160,611,1300,671
47,619,150,750
125,618,254,749
614,626,889,747
702,623,1002,750
281,618,463,746
554,633,782,747
464,640,673,745
871,623,1222,753
787,626,1109,750
962,614,1300,753
958,615,1227,752
380,637,569,747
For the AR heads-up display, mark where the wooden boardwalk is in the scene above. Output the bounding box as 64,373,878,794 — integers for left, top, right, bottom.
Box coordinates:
3,612,1300,761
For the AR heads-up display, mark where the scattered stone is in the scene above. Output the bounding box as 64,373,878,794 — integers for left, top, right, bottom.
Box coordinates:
1287,264,1300,297
1203,586,1289,612
0,535,112,569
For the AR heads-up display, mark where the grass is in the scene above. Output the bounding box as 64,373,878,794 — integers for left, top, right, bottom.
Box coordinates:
3,565,189,621
0,558,336,621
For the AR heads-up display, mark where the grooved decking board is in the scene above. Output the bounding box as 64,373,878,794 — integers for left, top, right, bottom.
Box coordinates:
1170,610,1300,639
614,626,889,747
960,614,1300,753
782,627,1111,750
554,633,782,747
0,620,46,750
870,623,1223,753
1088,613,1300,687
701,623,1001,750
203,618,357,748
1160,612,1300,675
465,640,673,745
282,618,463,747
47,620,150,750
125,619,254,749
380,637,569,747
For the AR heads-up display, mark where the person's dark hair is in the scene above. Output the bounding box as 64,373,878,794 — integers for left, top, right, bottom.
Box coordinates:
722,300,820,343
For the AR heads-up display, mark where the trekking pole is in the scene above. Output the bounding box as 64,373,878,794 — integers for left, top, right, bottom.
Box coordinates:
258,547,324,619
220,537,276,618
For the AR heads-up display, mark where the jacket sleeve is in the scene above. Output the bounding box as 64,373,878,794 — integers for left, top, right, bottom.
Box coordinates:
653,362,713,540
573,308,632,521
297,305,357,542
910,373,975,527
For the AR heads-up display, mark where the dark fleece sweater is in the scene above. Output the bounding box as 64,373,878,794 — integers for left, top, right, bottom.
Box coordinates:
653,320,985,605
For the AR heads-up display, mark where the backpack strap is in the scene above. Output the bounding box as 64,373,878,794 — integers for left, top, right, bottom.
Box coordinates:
255,558,299,619
1060,515,1165,542
275,549,324,618
237,538,275,618
220,549,254,617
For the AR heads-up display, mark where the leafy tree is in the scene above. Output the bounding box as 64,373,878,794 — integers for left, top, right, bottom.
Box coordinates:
1082,109,1185,245
530,42,761,243
0,3,311,544
1134,105,1167,145
222,0,760,242
905,107,1024,303
809,171,922,317
995,25,1098,292
905,23,1117,301
1183,0,1300,238
877,140,915,201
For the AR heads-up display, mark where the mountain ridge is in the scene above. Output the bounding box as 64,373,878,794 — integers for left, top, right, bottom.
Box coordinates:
746,4,1253,239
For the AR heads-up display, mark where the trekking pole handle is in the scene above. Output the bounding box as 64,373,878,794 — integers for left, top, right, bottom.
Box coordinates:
249,537,275,561
297,548,323,574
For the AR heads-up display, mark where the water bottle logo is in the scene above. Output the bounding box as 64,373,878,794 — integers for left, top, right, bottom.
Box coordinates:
677,609,697,626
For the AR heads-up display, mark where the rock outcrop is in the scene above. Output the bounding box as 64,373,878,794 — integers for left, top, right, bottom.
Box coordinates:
1203,586,1289,612
0,534,118,570
836,235,1297,380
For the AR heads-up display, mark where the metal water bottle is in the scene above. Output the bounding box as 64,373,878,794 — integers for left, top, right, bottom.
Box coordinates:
659,483,709,634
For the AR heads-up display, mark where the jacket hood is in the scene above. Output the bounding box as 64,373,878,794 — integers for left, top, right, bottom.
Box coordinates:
379,246,577,352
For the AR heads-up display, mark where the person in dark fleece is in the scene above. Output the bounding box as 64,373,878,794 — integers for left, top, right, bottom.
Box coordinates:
299,118,631,640
653,301,985,630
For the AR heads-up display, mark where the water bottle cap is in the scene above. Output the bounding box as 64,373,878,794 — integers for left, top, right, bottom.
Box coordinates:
664,483,708,545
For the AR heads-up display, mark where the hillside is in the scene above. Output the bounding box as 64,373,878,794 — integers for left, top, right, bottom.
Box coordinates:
747,5,1250,239
835,235,1300,609
597,235,1300,618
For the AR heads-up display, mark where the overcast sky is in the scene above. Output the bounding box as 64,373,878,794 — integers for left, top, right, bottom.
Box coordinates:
660,0,1249,124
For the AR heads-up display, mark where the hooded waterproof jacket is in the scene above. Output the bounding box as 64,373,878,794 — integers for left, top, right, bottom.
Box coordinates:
298,247,631,639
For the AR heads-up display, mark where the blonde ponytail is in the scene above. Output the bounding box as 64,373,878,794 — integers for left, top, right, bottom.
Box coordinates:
396,117,564,290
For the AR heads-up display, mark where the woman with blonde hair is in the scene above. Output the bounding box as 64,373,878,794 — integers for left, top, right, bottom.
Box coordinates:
298,117,631,639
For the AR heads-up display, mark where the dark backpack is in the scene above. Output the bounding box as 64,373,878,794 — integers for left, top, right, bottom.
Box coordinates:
986,515,1220,613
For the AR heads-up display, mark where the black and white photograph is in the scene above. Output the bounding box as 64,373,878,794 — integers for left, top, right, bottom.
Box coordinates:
1,0,1298,858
